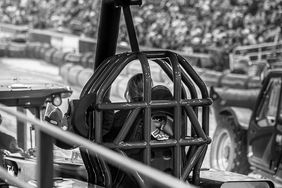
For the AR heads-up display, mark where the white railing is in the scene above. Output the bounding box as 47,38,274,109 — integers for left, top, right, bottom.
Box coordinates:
230,41,282,70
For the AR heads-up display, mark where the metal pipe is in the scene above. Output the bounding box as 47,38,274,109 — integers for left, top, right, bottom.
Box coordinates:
97,98,212,110
0,104,195,188
123,5,140,52
16,107,27,150
192,145,208,185
37,131,53,188
94,0,121,69
35,106,54,188
138,53,152,165
181,145,205,181
178,55,209,98
80,55,118,97
85,54,125,96
202,106,210,136
169,52,182,178
32,107,54,188
114,108,141,144
184,105,208,140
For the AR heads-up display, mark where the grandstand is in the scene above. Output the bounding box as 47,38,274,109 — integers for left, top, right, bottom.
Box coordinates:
0,0,281,51
0,1,281,187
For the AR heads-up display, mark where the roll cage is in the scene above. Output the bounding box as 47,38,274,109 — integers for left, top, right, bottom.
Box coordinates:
73,50,212,186
71,0,212,187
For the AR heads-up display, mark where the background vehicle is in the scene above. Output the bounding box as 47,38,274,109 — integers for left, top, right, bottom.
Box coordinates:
210,64,282,186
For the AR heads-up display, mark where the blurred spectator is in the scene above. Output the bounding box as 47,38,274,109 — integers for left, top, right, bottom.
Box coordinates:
0,0,281,53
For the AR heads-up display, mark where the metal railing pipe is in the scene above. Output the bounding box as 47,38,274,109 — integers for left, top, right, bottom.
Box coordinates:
0,104,196,188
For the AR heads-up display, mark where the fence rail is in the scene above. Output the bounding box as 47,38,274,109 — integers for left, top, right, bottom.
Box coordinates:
0,104,195,188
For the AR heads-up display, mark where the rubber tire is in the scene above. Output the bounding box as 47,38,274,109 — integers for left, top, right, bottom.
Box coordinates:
210,115,250,174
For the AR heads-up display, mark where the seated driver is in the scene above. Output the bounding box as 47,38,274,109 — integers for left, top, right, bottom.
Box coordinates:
151,85,174,140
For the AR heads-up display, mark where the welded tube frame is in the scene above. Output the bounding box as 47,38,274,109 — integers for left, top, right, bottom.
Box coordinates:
78,50,212,184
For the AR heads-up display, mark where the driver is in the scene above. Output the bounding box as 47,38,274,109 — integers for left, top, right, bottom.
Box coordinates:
104,74,174,142
103,73,149,142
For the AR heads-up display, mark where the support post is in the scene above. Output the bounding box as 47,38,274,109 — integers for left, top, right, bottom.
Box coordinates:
35,107,53,188
94,0,121,70
16,107,27,150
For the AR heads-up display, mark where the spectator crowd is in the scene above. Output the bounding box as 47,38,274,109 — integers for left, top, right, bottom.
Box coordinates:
0,0,281,53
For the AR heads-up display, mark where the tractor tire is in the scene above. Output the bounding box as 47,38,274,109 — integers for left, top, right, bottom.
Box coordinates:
210,115,250,174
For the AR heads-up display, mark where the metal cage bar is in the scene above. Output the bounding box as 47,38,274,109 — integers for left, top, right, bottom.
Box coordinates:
81,54,122,97
114,108,141,144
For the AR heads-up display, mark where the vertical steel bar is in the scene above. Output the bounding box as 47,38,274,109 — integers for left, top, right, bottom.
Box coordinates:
95,54,137,102
192,145,207,185
138,54,152,165
123,6,140,52
181,145,205,181
169,53,182,178
37,132,54,188
16,107,27,150
36,107,53,188
202,106,209,136
30,126,33,148
87,2,120,182
94,0,121,70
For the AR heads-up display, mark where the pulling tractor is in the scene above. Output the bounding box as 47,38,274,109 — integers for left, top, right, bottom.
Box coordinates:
0,0,275,187
210,55,282,186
